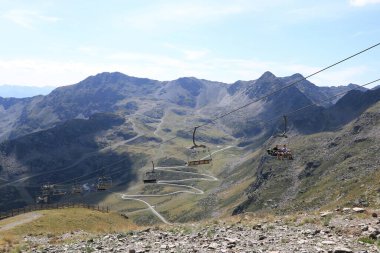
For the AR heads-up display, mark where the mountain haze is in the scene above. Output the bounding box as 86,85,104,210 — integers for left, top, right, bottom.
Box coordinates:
0,85,55,98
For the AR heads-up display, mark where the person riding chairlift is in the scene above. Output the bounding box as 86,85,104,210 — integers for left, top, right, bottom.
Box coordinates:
277,145,284,160
281,144,293,160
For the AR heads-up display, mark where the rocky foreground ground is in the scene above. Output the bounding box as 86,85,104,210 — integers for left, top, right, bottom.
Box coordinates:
24,208,380,253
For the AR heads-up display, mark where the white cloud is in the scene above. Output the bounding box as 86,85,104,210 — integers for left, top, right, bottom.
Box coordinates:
285,2,345,22
3,9,60,29
119,0,252,30
77,46,101,57
163,43,209,60
0,59,102,87
349,0,380,6
183,50,209,61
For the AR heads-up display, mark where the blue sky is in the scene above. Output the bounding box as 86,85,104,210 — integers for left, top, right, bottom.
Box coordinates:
0,0,379,87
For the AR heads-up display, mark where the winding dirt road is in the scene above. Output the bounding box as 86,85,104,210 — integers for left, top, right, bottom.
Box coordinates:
0,212,42,232
119,146,233,225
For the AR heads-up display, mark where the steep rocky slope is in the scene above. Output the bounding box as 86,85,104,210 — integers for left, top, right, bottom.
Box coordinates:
229,101,380,215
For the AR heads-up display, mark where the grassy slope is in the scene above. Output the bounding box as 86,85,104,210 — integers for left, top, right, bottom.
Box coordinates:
86,107,242,222
0,208,137,250
223,101,380,215
73,101,380,223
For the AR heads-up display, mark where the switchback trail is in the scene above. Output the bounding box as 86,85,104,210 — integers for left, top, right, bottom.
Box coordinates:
119,146,233,225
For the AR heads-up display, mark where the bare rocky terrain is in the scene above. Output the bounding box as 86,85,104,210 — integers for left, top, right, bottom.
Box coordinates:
21,208,380,253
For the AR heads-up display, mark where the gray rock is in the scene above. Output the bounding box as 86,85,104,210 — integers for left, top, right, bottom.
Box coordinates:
353,207,366,213
208,242,219,249
258,235,266,240
333,247,353,253
321,211,333,217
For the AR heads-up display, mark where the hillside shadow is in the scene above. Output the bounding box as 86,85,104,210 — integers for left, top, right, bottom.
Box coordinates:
0,113,141,211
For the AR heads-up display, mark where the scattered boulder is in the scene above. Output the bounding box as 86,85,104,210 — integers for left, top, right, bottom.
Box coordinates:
20,211,380,253
208,242,219,249
352,207,366,213
333,247,353,253
321,211,333,217
258,235,266,240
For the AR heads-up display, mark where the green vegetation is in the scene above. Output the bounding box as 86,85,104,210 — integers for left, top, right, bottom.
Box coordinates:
0,208,136,251
358,237,376,245
299,217,317,225
321,215,332,227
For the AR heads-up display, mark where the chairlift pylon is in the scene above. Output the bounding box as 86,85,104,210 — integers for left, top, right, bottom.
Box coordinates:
276,115,288,138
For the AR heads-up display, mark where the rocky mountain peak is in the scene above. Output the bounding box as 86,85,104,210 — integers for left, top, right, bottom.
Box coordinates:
172,77,203,97
257,71,277,81
347,83,368,92
80,72,156,87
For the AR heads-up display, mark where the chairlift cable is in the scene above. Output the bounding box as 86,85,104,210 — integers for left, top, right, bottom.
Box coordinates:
57,77,380,186
56,42,380,185
3,43,379,188
195,42,380,129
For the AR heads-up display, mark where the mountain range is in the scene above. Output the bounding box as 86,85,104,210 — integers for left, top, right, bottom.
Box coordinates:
0,72,368,141
0,71,379,223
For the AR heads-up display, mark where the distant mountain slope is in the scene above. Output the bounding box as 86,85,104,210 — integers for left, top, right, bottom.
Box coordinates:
216,73,375,143
0,113,129,179
158,77,228,108
290,87,380,134
0,72,161,140
0,113,139,210
226,72,366,107
0,85,55,98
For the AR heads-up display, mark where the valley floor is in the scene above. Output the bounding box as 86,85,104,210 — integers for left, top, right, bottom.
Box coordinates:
5,208,380,253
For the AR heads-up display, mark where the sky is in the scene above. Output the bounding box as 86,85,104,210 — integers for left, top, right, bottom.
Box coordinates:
0,0,379,88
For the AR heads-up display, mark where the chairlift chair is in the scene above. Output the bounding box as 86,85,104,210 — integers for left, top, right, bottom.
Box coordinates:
40,183,66,196
41,183,53,196
36,195,48,204
51,184,67,196
186,127,212,166
71,182,83,194
37,183,65,204
97,176,112,191
267,115,293,160
143,161,158,184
